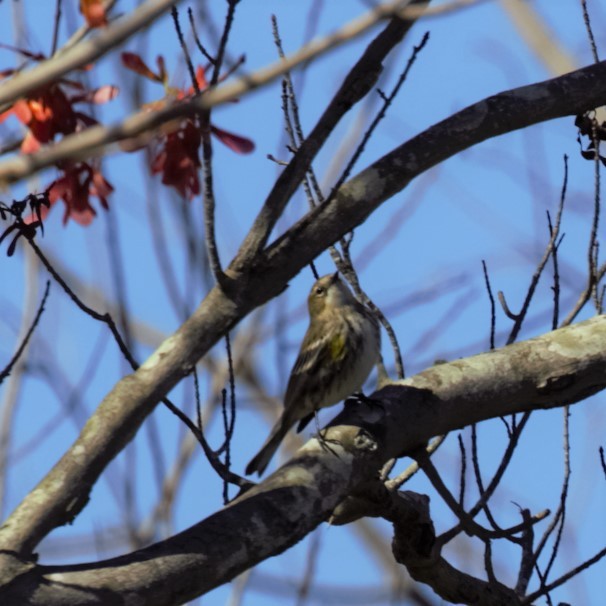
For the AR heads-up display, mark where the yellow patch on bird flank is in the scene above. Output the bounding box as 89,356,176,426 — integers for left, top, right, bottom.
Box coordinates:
329,333,346,361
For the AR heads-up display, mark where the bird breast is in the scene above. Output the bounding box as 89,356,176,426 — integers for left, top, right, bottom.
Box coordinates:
318,309,379,407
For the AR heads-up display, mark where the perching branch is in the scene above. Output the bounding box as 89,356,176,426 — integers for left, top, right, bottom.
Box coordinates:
2,315,606,605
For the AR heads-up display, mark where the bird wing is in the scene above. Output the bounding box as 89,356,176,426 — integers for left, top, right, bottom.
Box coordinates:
283,329,342,413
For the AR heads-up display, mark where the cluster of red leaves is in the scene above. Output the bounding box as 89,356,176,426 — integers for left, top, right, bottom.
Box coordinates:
121,52,254,199
79,0,108,28
0,45,118,225
48,161,114,225
0,78,117,154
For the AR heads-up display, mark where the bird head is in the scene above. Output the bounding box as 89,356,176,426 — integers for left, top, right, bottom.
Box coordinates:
307,272,355,316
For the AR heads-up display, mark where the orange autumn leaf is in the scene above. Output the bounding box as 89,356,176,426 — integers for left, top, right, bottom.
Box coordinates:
80,0,108,28
121,52,165,83
121,52,255,198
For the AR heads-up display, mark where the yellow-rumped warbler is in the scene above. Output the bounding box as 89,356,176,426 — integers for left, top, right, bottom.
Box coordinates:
246,272,381,476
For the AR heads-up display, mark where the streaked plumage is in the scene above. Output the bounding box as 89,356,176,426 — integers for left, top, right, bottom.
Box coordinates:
246,273,380,476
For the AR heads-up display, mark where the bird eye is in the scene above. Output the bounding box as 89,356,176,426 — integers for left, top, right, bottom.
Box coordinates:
315,286,324,295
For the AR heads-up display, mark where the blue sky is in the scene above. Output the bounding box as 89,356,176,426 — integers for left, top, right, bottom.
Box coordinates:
1,1,605,604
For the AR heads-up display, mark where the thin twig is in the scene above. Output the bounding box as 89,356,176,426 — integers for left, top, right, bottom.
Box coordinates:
171,6,199,95
341,241,405,378
588,124,602,312
532,564,554,606
504,190,567,344
164,389,250,490
199,0,238,283
532,407,572,581
193,367,203,431
458,433,466,507
27,238,138,369
171,5,224,282
188,7,216,65
438,412,531,546
217,337,237,503
415,448,494,539
199,112,224,282
566,117,604,325
237,10,425,265
217,333,237,455
561,261,606,326
524,546,606,604
385,434,447,489
599,446,606,480
415,448,547,542
498,291,517,321
57,0,119,56
481,260,496,350
220,389,230,503
515,508,535,597
548,155,568,329
210,0,239,87
483,538,497,584
0,281,50,385
580,0,600,63
50,0,63,57
547,213,563,331
470,424,502,532
543,408,571,581
326,31,430,207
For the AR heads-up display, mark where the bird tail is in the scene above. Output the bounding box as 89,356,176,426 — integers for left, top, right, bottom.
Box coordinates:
245,415,292,476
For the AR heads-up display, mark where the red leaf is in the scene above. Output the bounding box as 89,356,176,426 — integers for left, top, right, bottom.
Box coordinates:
40,163,112,225
91,170,114,208
12,100,32,124
21,131,41,154
151,121,202,199
156,56,167,84
121,52,163,82
79,0,108,28
211,125,255,154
